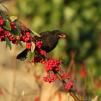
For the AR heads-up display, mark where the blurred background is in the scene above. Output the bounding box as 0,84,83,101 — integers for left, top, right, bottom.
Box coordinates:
0,0,101,101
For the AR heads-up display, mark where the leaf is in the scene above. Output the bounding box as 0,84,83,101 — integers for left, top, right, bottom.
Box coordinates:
16,28,21,36
31,42,35,52
3,20,11,31
10,21,21,36
31,30,40,37
15,21,21,36
5,37,12,49
10,29,20,35
10,16,18,22
27,42,35,60
17,40,23,47
27,51,35,60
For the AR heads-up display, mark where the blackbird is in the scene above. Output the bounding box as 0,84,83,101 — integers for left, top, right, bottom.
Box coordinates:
17,30,66,60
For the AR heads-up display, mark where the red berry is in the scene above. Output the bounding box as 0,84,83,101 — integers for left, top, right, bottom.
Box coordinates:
26,31,30,37
10,22,16,29
0,36,5,41
40,49,47,56
9,35,15,41
32,56,43,63
0,27,4,34
4,31,11,37
36,41,43,48
25,37,30,42
26,42,31,49
20,36,26,42
0,19,4,26
64,81,73,91
12,40,17,44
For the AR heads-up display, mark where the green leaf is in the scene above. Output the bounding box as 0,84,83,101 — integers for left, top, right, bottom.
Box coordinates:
15,21,21,36
10,29,16,35
10,21,21,35
10,29,20,35
17,40,23,47
27,51,34,60
31,30,40,37
3,20,11,31
10,16,18,22
5,37,12,49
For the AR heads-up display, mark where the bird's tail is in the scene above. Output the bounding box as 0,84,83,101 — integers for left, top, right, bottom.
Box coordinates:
16,49,29,61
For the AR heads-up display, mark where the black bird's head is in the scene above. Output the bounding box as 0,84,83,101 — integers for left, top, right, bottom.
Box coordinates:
51,30,66,39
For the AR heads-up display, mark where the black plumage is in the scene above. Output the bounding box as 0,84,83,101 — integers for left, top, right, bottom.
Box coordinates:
17,49,29,61
17,30,66,60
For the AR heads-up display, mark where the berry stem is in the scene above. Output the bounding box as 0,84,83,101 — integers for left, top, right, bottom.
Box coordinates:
56,71,81,101
56,72,66,84
70,92,81,101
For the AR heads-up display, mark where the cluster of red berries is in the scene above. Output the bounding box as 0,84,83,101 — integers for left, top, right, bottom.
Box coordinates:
64,81,74,91
42,58,74,91
0,16,16,43
44,59,61,72
20,31,32,49
43,59,60,83
0,15,32,49
35,41,47,56
43,72,57,83
32,41,47,63
0,27,14,42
